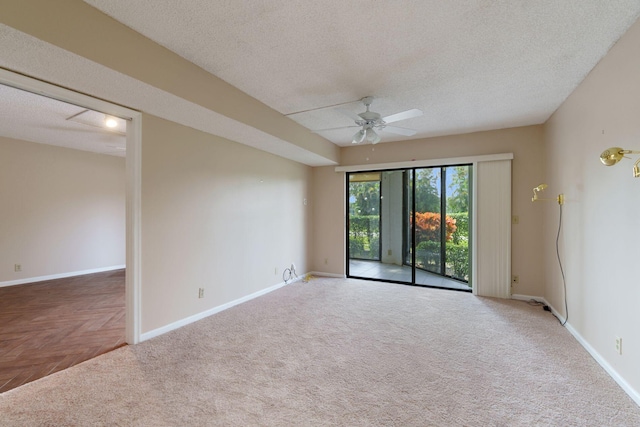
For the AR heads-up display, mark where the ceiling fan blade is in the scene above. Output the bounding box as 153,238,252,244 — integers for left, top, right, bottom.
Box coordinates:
312,125,359,133
336,107,362,122
379,125,417,136
382,108,423,124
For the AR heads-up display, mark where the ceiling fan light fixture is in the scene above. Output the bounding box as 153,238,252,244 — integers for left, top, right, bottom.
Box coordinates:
365,128,381,144
352,129,366,144
312,96,422,145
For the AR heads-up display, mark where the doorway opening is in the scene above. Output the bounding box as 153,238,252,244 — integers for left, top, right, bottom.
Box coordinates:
0,69,141,392
347,165,472,291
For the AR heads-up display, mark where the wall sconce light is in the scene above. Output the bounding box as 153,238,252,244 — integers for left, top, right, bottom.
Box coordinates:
600,147,640,177
532,183,564,205
531,184,547,202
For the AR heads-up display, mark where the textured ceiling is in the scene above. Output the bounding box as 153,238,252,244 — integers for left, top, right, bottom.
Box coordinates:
2,2,639,162
84,0,640,146
0,84,127,157
0,24,332,166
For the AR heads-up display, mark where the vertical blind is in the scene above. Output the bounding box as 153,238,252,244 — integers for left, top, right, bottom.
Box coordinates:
474,159,512,298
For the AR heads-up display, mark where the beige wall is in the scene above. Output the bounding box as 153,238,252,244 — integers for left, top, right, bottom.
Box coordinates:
0,137,125,283
543,18,640,396
313,126,546,296
311,166,345,275
140,115,312,333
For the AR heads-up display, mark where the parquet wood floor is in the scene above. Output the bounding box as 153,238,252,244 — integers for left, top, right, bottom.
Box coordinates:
0,269,125,393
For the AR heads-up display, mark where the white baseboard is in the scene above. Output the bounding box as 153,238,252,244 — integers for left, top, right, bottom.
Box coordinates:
511,294,549,304
513,295,639,406
0,265,126,288
512,293,568,325
562,317,639,406
310,271,346,278
140,274,306,342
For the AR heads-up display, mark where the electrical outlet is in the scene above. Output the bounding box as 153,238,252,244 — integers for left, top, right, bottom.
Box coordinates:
512,275,519,284
615,337,622,355
387,249,392,256
324,258,328,265
198,288,204,299
274,267,278,275
512,215,519,224
14,264,21,272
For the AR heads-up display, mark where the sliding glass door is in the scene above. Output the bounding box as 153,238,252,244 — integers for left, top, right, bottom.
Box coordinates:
445,166,471,282
413,168,443,275
347,165,472,291
348,172,381,264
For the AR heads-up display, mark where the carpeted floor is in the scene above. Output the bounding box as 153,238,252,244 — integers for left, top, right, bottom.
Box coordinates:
1,277,638,426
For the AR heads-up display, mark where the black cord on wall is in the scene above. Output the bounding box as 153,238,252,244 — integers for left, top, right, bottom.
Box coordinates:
529,194,568,326
283,265,298,284
555,203,568,326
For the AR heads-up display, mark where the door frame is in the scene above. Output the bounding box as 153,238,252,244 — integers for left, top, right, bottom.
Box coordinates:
338,152,515,295
346,166,472,291
0,68,142,344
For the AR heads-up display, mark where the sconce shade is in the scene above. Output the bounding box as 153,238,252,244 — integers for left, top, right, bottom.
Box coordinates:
600,147,624,166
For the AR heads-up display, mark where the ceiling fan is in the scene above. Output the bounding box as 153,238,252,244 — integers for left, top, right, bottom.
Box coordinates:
315,96,423,144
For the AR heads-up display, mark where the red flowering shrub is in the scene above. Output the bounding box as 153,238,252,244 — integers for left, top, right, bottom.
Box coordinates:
413,212,457,242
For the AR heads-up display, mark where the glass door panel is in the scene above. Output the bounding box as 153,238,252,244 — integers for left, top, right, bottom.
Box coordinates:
348,173,381,261
348,172,382,280
348,166,471,291
445,166,471,283
414,168,442,275
403,170,414,268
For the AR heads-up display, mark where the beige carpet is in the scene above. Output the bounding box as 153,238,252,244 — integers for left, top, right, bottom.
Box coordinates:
1,277,638,426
